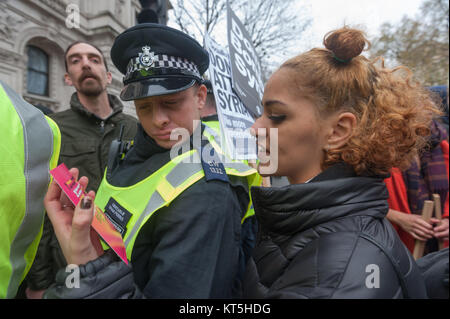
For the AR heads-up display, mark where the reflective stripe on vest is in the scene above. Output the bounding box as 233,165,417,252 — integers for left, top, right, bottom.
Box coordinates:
0,81,60,298
203,121,220,142
202,120,226,157
202,120,259,221
95,146,261,259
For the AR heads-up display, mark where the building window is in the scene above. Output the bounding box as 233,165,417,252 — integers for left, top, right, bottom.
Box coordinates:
27,46,49,96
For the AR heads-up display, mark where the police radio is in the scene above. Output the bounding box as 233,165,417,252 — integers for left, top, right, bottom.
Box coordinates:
107,125,133,180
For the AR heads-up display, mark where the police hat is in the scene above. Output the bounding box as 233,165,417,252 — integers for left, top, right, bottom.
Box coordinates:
111,23,209,101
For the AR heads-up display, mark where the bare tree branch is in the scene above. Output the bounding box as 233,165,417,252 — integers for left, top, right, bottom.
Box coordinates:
169,0,311,80
370,0,449,86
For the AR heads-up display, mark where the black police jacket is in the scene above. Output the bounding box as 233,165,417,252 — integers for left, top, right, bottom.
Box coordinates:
44,124,252,299
243,163,428,299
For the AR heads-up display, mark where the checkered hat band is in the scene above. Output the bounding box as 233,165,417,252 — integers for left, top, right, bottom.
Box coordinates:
125,54,201,80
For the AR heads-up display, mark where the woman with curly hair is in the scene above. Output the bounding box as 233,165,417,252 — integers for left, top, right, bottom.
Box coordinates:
244,27,440,299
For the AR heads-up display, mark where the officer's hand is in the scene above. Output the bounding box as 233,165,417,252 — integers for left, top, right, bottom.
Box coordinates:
44,167,104,265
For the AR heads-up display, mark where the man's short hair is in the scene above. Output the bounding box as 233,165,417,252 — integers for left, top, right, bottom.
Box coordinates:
64,41,109,72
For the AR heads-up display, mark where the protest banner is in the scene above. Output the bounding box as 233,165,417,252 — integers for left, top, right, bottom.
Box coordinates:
204,33,257,160
227,3,264,118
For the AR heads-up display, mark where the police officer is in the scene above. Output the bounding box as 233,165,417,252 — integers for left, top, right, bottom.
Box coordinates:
43,23,260,299
0,80,60,298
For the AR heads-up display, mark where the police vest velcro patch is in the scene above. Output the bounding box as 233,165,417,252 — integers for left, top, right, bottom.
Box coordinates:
104,197,132,237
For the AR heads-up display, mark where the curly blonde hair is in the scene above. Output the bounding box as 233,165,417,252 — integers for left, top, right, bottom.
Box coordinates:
280,27,440,176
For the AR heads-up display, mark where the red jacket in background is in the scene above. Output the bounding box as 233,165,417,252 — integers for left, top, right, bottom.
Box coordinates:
384,140,449,253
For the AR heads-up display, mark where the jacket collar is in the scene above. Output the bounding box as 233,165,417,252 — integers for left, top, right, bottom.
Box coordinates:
70,92,124,120
251,163,389,235
201,114,219,122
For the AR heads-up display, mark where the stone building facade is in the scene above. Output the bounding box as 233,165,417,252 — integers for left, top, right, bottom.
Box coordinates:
0,0,171,116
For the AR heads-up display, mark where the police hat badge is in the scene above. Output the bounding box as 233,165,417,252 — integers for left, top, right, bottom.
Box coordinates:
138,46,155,69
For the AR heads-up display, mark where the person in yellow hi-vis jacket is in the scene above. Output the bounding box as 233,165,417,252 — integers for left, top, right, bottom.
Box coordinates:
0,80,60,298
42,23,261,299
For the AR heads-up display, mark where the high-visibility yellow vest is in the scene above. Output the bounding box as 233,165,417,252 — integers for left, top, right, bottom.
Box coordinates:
95,122,261,259
0,81,61,298
202,120,258,221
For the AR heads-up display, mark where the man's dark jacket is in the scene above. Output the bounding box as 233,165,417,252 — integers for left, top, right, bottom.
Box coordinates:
243,163,428,299
26,93,137,291
50,93,137,191
43,124,252,298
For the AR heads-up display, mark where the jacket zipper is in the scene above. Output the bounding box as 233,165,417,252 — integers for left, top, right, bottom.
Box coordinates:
100,120,105,134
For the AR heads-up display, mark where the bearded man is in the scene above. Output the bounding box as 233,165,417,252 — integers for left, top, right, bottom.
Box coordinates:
25,41,137,298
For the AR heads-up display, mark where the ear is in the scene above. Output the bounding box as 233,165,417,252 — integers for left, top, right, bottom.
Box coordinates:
326,112,357,150
195,84,207,110
64,73,73,86
106,71,112,85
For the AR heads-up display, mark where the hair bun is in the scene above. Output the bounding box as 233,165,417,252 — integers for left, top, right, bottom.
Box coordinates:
323,27,369,63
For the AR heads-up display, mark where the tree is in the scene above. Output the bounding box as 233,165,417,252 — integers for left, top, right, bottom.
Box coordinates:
169,0,311,80
371,0,449,86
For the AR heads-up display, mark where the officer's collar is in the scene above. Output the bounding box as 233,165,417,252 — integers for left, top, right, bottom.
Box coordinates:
201,114,218,122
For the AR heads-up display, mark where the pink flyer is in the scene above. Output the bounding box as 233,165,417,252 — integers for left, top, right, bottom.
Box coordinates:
50,163,128,265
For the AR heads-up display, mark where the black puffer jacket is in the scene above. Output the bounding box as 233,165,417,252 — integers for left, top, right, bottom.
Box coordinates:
244,163,428,299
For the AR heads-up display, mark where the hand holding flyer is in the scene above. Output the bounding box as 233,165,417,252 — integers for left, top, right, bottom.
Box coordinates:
50,163,128,265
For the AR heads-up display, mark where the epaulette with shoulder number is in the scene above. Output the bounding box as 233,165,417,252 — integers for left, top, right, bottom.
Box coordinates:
199,142,229,183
